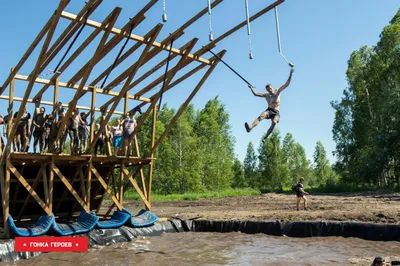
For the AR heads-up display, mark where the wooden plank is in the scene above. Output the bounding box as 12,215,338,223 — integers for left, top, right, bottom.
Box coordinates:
2,0,70,166
54,165,81,213
52,77,59,120
89,87,97,152
89,25,163,153
87,163,92,208
17,165,46,221
42,166,49,206
52,163,89,212
79,168,87,203
0,0,70,94
123,168,151,210
61,11,212,65
9,163,52,215
134,135,147,199
49,162,54,212
147,106,157,202
16,74,151,103
119,161,124,204
91,164,123,210
4,164,10,238
31,7,123,102
0,168,7,238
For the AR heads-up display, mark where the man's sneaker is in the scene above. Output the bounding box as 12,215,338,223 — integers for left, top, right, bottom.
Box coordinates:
245,123,250,133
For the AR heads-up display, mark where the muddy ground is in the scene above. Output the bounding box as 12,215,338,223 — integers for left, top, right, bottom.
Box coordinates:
122,191,400,224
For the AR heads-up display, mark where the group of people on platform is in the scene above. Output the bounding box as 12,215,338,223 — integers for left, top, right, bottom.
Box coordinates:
0,102,137,156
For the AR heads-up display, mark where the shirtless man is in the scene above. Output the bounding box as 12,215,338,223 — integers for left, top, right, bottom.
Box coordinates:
244,69,294,141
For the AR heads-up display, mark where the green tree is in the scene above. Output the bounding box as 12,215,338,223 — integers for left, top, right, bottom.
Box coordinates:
243,142,258,188
232,158,246,188
312,141,331,186
258,131,289,189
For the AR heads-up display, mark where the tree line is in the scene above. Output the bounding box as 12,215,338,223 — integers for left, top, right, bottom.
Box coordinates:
331,9,400,186
132,96,333,194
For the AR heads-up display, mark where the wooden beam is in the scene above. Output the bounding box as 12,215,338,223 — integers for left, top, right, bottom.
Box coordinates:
134,135,147,199
87,162,92,208
123,168,151,210
89,87,97,153
120,161,124,205
3,0,70,166
42,166,50,206
91,164,123,210
0,168,7,238
147,106,157,202
32,7,123,101
79,168,87,203
52,163,90,212
89,24,163,153
0,0,70,95
8,163,52,215
49,161,54,212
61,11,211,65
16,74,151,103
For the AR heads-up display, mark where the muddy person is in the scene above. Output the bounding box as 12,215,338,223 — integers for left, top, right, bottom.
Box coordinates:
32,107,47,153
94,123,105,155
295,177,309,211
244,69,294,142
122,111,137,156
78,112,89,154
68,109,82,155
13,106,31,152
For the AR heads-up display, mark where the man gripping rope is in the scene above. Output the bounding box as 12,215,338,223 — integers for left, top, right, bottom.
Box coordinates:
244,69,294,141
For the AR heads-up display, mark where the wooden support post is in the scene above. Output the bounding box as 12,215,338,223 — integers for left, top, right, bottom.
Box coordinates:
52,163,90,212
52,77,59,118
42,166,49,206
90,87,96,154
111,168,118,200
147,105,157,202
79,168,87,203
86,161,92,208
123,168,151,210
90,163,123,210
134,135,147,199
0,168,7,238
120,160,124,205
8,163,52,215
49,161,54,212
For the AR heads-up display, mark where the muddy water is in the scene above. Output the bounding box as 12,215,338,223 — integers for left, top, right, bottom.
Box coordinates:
5,232,400,266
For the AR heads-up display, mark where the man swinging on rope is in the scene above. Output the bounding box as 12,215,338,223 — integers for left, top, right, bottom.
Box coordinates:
244,68,294,141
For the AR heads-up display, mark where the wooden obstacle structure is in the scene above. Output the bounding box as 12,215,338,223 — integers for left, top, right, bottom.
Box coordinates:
0,0,285,238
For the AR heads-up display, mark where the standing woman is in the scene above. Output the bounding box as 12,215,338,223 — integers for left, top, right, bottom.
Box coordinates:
112,119,123,156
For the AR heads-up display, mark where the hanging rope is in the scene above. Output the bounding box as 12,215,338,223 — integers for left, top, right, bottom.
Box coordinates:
207,0,214,41
158,37,174,112
52,4,93,74
244,0,253,59
162,0,167,22
100,20,135,89
207,49,254,88
274,7,294,68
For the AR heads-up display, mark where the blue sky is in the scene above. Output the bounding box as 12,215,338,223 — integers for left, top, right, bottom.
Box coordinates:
0,0,398,163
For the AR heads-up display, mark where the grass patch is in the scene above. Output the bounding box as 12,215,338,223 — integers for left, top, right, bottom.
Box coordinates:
123,188,261,202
